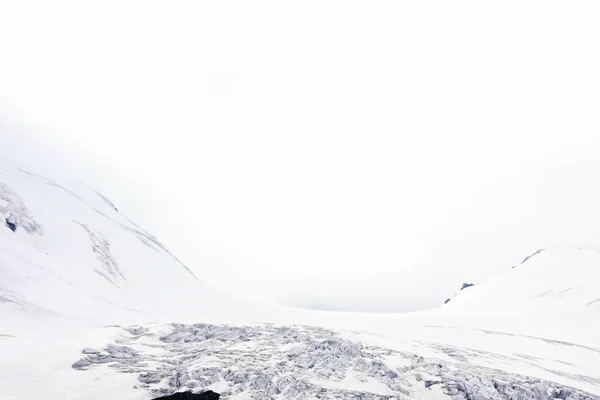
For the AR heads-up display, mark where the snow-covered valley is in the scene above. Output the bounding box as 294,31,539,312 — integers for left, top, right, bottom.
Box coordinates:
1,158,599,400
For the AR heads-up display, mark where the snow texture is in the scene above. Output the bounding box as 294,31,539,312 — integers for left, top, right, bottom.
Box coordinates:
0,181,44,235
72,323,600,400
2,158,600,400
76,222,126,287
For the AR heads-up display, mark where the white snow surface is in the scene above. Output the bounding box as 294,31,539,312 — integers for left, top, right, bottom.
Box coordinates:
442,247,600,317
1,158,599,400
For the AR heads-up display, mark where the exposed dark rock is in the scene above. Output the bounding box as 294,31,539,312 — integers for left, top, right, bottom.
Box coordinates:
153,390,220,400
520,248,545,264
0,182,44,235
5,218,17,232
444,283,477,305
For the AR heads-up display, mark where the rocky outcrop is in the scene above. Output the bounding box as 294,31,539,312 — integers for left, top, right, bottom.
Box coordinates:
5,217,17,232
520,248,546,265
0,181,44,235
444,282,477,305
153,390,220,400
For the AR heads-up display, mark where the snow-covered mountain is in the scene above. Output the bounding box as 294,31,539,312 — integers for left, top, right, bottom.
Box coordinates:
0,158,256,327
1,158,599,400
443,247,600,317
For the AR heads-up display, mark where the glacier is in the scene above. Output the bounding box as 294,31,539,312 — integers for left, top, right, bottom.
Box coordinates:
1,157,599,400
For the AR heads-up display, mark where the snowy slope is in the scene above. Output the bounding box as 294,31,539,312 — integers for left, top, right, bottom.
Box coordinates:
1,157,600,400
442,247,600,317
0,158,254,327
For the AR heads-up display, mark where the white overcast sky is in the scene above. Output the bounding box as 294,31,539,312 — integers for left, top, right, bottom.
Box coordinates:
1,1,599,312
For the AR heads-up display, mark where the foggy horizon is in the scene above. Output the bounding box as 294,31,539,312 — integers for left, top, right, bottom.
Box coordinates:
2,1,599,313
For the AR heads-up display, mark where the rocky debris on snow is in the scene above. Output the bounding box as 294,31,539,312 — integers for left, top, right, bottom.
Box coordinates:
153,390,220,400
521,248,546,265
0,181,44,235
17,168,198,280
444,282,478,305
76,222,125,287
73,323,600,400
90,187,119,212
